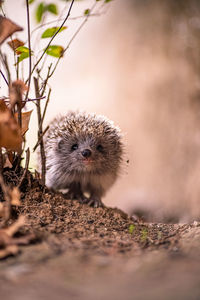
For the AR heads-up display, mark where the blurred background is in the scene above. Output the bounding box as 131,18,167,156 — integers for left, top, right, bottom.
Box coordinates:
1,0,200,222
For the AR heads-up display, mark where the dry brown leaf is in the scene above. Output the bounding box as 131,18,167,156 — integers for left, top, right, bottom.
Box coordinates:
0,215,35,259
10,187,21,206
0,16,23,45
7,38,24,54
0,245,19,259
4,215,26,237
0,202,3,217
0,100,22,151
9,80,28,108
15,110,33,136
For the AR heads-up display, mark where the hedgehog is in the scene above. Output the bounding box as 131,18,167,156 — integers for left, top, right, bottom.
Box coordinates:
44,111,123,207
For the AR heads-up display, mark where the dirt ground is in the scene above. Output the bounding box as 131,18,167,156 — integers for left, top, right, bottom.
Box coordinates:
0,171,200,300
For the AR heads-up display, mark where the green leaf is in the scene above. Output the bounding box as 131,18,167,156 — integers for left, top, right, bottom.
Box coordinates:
36,2,45,23
84,9,90,16
46,4,58,15
16,46,30,54
41,26,67,38
18,52,30,63
28,0,35,4
104,0,113,2
45,45,64,58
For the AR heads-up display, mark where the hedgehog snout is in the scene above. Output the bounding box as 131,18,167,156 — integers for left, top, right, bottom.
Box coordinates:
81,149,92,158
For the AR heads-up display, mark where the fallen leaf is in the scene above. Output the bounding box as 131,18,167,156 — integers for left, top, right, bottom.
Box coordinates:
0,100,22,151
0,16,23,45
0,215,35,259
15,110,33,136
7,39,24,54
10,187,21,206
0,202,3,217
4,215,26,237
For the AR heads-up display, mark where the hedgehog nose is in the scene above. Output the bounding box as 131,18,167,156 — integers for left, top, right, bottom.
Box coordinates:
81,149,92,158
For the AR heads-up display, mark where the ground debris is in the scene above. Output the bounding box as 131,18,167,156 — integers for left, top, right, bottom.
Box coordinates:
0,215,35,259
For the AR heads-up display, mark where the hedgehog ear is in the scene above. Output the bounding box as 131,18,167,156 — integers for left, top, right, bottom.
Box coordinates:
58,139,64,151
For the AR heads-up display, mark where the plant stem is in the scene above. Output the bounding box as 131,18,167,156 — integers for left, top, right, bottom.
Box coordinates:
17,148,30,188
0,69,9,86
25,0,32,101
26,0,75,84
34,77,46,186
49,2,97,78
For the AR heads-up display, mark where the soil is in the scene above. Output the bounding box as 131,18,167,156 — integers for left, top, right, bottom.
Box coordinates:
0,170,200,299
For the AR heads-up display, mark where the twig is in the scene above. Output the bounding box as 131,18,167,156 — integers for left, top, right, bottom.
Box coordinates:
49,2,97,78
0,51,11,84
0,69,9,86
33,125,49,152
34,77,46,186
26,0,75,84
41,88,51,125
3,54,11,84
29,13,101,38
25,0,32,102
3,96,46,103
17,148,30,188
40,63,52,96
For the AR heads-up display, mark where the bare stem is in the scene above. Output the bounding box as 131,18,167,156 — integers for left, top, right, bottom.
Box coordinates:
33,125,49,152
29,13,101,39
26,0,75,84
17,148,30,188
41,63,52,96
41,88,51,125
49,2,97,78
25,0,32,102
34,77,46,186
0,69,9,86
0,51,11,84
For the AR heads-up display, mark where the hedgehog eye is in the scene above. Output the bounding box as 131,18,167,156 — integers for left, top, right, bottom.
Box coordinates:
71,144,78,151
96,144,104,153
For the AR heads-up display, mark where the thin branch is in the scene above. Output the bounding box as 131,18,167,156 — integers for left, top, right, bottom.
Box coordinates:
26,96,46,102
2,96,46,103
49,2,97,78
33,125,49,152
41,88,51,125
25,0,32,102
0,69,9,86
0,51,11,84
26,0,75,84
29,13,101,38
34,77,46,186
17,148,30,188
40,63,52,96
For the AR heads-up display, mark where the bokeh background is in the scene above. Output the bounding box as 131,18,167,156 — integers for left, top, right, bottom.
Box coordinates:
1,0,200,222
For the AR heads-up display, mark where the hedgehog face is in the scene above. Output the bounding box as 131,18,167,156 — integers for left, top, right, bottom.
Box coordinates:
56,132,122,175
